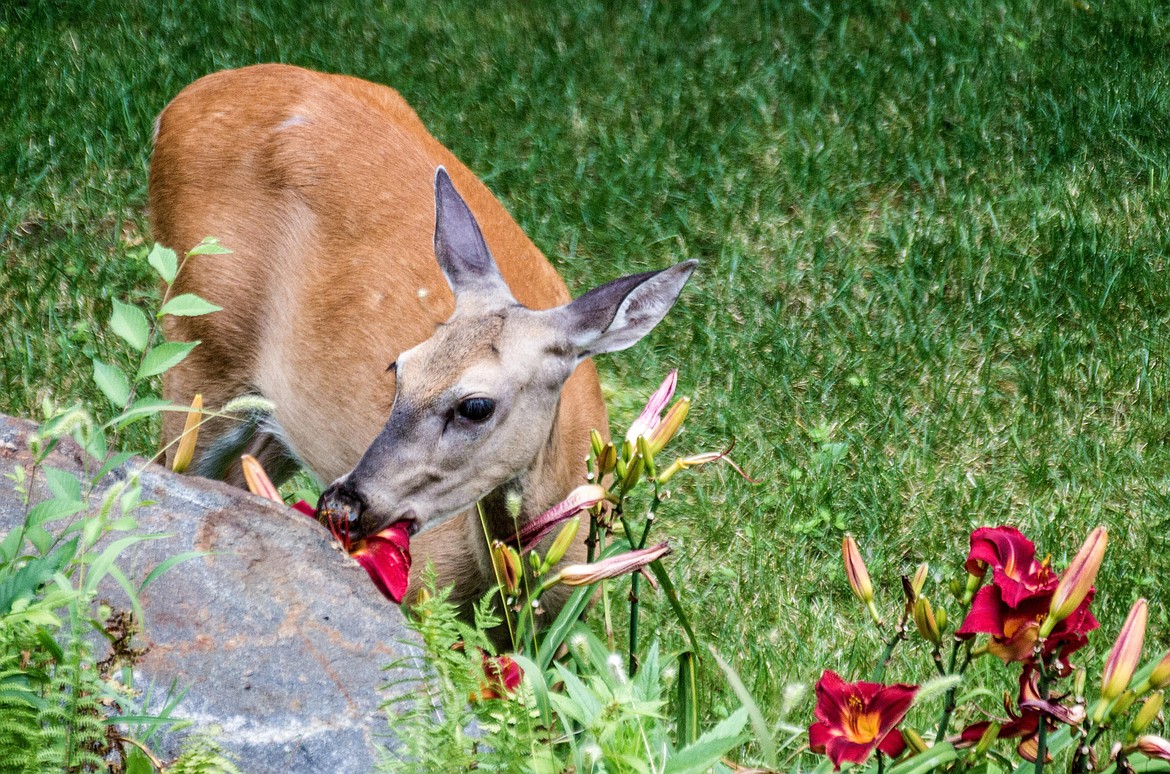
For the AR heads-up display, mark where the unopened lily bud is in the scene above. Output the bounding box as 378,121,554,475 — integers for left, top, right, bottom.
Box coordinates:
1148,650,1170,691
1137,735,1170,762
1074,667,1087,700
241,454,282,503
646,398,689,455
622,449,644,490
1042,526,1106,637
597,442,617,477
590,428,606,460
914,597,941,646
842,534,874,605
550,542,672,588
1101,598,1148,702
636,435,657,479
961,571,983,605
171,393,203,473
972,722,1001,758
903,728,928,755
1131,691,1163,737
1110,690,1138,720
544,516,581,568
490,541,522,595
934,606,947,634
911,563,929,597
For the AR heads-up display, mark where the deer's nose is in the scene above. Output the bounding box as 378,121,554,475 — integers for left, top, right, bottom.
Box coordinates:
316,480,367,543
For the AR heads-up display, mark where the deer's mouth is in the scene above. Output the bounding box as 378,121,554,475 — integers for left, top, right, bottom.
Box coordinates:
314,486,415,603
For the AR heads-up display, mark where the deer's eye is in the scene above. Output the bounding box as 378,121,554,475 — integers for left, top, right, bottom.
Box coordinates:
457,397,495,422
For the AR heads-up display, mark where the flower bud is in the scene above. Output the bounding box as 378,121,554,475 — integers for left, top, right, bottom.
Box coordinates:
842,534,874,605
914,597,941,646
590,428,606,460
622,448,645,490
934,606,947,634
636,434,657,479
544,516,581,569
1042,526,1106,637
961,571,983,605
597,442,617,477
1131,691,1163,737
972,722,1001,758
1148,650,1170,691
490,541,522,595
903,728,928,755
1074,667,1087,700
646,398,689,455
1101,598,1148,702
1097,689,1137,725
241,454,281,503
911,563,929,597
1137,735,1170,762
171,393,203,473
625,370,677,446
550,542,671,588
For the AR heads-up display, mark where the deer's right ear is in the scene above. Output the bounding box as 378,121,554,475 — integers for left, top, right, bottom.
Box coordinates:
433,167,514,308
558,260,697,359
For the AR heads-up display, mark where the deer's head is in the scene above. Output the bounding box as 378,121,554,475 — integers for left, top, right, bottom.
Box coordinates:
317,168,695,541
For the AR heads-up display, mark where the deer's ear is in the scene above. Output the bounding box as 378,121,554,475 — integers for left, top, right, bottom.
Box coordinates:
433,167,513,307
557,260,697,359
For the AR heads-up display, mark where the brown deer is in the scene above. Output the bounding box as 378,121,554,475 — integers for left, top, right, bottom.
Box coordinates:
149,63,695,626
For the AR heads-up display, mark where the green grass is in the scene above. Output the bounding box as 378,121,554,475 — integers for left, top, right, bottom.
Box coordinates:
4,0,1170,767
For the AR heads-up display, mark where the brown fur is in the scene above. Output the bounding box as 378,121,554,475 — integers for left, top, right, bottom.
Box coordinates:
150,64,606,621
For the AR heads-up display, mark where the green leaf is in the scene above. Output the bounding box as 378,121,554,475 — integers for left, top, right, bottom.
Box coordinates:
649,558,701,654
93,451,135,484
537,540,628,671
187,236,232,255
43,467,83,502
511,654,553,729
888,742,958,774
109,396,177,430
110,299,151,351
27,498,86,528
158,293,223,318
84,533,168,595
147,243,178,284
676,650,698,747
136,341,199,380
93,359,131,407
139,550,209,592
711,648,777,769
664,707,749,774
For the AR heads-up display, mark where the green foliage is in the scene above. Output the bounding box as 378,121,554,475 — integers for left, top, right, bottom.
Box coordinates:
381,575,749,774
0,245,235,771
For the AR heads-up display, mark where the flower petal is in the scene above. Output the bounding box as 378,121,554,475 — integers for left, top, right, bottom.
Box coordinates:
351,523,412,603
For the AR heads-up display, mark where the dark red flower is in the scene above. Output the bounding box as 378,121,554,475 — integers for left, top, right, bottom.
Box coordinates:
479,654,523,700
350,523,413,603
958,669,1082,763
808,670,918,770
958,526,1098,672
965,526,1052,607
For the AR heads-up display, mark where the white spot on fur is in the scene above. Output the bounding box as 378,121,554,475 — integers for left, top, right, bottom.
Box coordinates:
276,114,308,131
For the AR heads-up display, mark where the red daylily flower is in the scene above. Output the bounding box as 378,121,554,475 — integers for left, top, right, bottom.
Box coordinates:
808,670,918,770
479,654,523,700
958,582,1097,669
350,523,413,604
293,499,413,604
965,526,1051,607
958,669,1082,762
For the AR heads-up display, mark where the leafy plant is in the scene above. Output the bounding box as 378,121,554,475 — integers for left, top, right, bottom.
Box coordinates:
0,239,241,772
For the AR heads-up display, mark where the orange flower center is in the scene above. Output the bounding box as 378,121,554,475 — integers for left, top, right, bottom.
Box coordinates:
843,695,881,743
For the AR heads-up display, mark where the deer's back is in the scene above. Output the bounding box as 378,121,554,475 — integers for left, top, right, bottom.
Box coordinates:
149,64,594,480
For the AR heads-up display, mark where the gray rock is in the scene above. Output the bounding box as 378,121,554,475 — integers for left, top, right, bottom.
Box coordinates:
0,414,422,772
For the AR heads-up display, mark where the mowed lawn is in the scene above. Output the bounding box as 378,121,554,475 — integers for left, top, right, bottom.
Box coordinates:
3,0,1170,767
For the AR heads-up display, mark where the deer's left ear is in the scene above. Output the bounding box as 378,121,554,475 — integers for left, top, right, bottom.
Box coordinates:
555,260,697,359
432,166,514,308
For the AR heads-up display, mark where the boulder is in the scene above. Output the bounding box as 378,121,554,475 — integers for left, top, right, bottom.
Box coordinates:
0,414,421,772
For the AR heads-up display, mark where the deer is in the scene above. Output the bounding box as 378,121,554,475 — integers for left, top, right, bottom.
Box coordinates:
148,63,696,631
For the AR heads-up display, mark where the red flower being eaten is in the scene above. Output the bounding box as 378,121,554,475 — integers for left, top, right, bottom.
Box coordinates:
350,523,413,604
293,499,413,604
808,670,918,770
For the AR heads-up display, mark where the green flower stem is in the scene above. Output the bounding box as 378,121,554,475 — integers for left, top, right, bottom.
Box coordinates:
935,638,974,743
1034,655,1052,774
